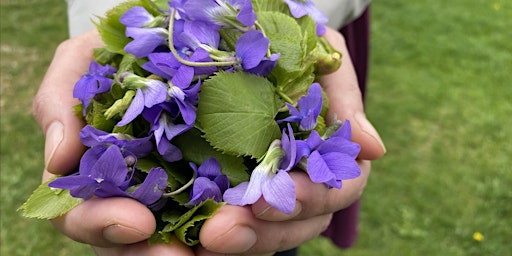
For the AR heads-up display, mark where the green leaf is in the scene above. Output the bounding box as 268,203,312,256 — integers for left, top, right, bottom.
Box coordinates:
151,0,170,10
159,200,223,246
93,48,120,66
94,2,134,54
257,11,304,73
218,28,242,51
277,63,316,103
86,99,117,132
174,200,224,246
174,128,249,186
252,0,288,13
18,178,83,219
196,72,282,159
296,15,318,56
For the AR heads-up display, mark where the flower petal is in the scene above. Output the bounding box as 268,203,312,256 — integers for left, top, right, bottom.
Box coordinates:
262,170,296,214
120,6,154,27
319,137,360,158
125,27,167,58
49,175,98,200
306,150,336,185
95,181,130,198
117,88,145,126
197,158,222,179
130,167,168,205
91,145,128,186
223,181,249,206
143,80,168,108
79,145,107,176
331,119,352,140
321,152,361,180
236,30,269,70
187,177,222,206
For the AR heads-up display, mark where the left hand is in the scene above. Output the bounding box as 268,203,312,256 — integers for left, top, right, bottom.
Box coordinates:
195,27,384,255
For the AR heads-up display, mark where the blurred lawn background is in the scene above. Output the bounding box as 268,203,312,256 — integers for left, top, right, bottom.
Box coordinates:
1,0,511,255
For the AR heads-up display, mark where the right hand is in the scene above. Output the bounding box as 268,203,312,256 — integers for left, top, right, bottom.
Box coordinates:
33,30,196,255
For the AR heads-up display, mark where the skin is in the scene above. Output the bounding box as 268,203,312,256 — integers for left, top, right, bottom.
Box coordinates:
33,27,385,256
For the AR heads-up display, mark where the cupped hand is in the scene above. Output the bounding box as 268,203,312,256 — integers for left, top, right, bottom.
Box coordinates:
34,30,195,255
197,27,385,255
33,27,384,255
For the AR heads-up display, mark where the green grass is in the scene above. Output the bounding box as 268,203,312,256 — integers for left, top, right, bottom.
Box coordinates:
1,0,511,255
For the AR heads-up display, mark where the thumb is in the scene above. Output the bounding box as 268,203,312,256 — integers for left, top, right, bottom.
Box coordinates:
319,27,386,160
33,30,103,174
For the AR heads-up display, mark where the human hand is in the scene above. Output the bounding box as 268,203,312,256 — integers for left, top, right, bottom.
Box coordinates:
192,27,385,255
33,30,196,255
33,26,385,255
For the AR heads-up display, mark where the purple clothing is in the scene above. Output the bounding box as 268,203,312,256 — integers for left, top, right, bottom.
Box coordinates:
321,7,370,249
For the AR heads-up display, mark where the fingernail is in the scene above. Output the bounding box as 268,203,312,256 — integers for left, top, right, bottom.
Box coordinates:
103,224,150,244
205,225,257,253
44,121,64,170
354,112,386,153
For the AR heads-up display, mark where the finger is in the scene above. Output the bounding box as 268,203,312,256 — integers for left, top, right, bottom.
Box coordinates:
319,27,386,160
252,160,371,221
93,239,195,256
50,197,156,248
32,30,103,175
200,205,332,255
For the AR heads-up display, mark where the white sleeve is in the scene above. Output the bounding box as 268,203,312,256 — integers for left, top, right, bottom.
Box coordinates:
66,0,126,37
312,0,371,28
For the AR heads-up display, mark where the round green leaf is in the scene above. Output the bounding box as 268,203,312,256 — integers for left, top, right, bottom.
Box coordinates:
196,72,282,159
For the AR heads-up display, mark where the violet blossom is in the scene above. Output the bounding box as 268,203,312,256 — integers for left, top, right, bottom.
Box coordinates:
186,158,229,206
141,52,204,126
279,82,323,131
223,126,298,214
117,74,168,126
143,106,190,162
302,120,361,189
168,80,201,126
79,124,153,157
177,20,221,52
235,30,279,76
73,61,117,115
124,27,169,58
121,6,169,58
171,0,256,29
49,125,167,206
143,48,217,81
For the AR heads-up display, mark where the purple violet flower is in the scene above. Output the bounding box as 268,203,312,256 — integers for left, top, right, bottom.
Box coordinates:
117,74,168,126
143,48,216,81
79,124,153,158
143,106,190,162
124,27,168,58
49,125,167,206
235,30,279,76
303,120,361,189
279,83,323,131
186,158,229,206
73,61,117,116
168,81,200,126
177,20,221,52
171,0,256,29
282,0,328,35
223,126,299,214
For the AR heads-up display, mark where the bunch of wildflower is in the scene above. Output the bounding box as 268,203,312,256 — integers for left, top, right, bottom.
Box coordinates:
21,0,359,246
